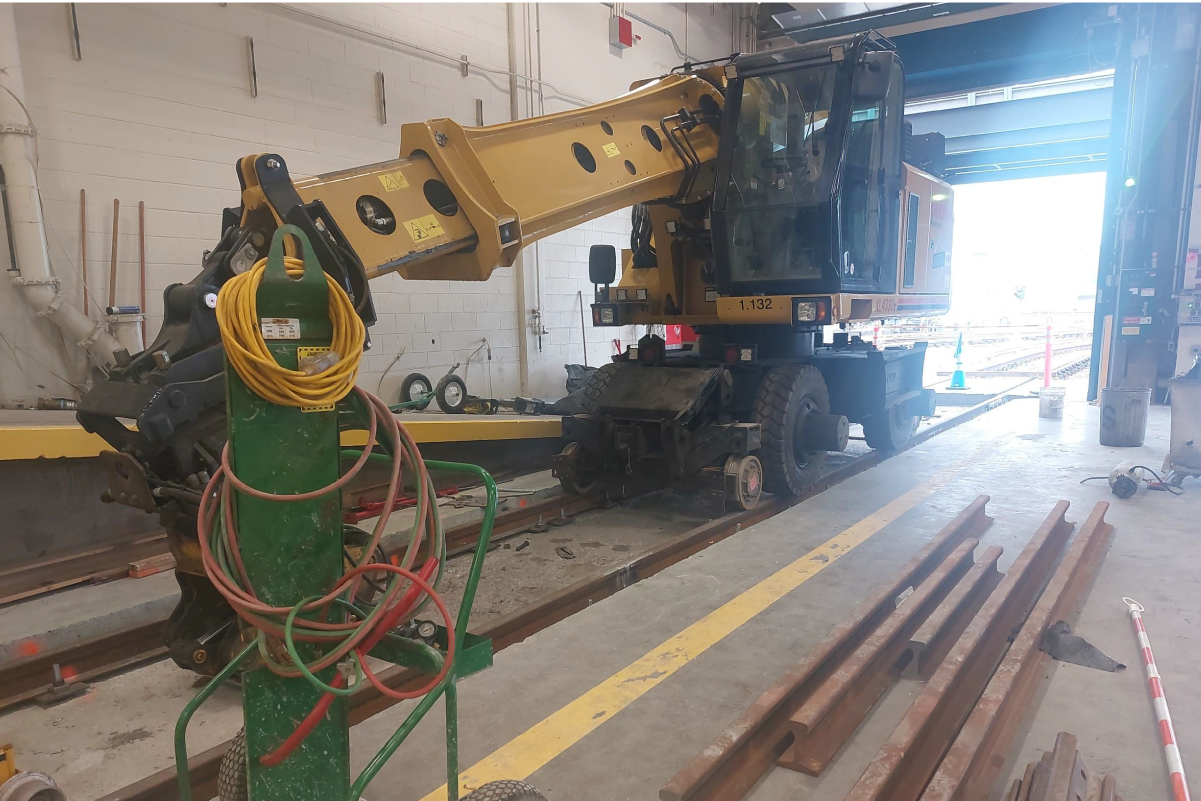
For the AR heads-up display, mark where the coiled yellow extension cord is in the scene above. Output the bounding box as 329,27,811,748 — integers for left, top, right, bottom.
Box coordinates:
216,255,364,408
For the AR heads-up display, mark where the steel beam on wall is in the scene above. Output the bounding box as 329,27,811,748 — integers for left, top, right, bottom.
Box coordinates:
908,87,1113,183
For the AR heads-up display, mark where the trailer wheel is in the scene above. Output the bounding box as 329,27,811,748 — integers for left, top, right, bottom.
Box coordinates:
462,780,548,801
436,374,468,414
218,728,247,801
863,407,919,452
754,365,830,496
399,372,433,410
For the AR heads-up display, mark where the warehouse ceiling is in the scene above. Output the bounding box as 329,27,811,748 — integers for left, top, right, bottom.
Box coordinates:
759,3,1120,183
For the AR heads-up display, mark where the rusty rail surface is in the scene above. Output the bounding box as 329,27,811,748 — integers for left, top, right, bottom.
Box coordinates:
659,496,994,801
0,492,610,715
1006,732,1125,801
0,620,167,714
919,502,1113,801
0,534,168,606
779,538,981,776
904,545,1003,680
845,501,1077,801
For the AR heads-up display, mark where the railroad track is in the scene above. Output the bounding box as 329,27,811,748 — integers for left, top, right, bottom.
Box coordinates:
48,389,1016,801
982,343,1092,373
0,533,168,606
0,489,619,716
935,342,1094,380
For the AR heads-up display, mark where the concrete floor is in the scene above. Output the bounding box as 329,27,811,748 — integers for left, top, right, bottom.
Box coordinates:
348,379,1197,801
2,378,1197,801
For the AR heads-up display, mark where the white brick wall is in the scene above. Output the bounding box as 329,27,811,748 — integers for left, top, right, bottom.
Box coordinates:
0,2,735,403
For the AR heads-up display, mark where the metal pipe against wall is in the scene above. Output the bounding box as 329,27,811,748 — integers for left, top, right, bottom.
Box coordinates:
506,1,532,396
138,200,146,342
0,3,119,368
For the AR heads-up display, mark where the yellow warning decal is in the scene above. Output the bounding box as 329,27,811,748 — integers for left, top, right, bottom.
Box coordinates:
602,142,621,158
296,347,336,412
378,170,409,192
404,215,446,242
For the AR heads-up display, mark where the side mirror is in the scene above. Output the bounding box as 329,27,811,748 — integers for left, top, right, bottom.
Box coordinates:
589,245,617,286
855,51,895,103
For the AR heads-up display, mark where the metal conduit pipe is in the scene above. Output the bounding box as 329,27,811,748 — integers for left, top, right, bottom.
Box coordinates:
0,3,120,369
506,1,532,395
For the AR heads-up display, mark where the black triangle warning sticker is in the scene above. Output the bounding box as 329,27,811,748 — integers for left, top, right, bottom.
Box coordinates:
404,215,445,242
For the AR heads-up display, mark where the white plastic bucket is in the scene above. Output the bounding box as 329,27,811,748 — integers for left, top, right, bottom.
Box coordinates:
1039,386,1066,419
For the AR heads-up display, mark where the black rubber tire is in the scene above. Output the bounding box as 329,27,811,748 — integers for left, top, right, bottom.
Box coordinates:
462,780,548,801
863,407,919,452
435,374,468,414
576,361,618,414
754,365,830,497
399,372,433,410
218,728,248,801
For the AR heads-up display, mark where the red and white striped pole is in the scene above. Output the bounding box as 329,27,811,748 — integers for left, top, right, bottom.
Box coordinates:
1125,597,1191,801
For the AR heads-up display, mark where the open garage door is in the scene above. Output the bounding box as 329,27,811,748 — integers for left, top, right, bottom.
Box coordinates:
763,4,1120,184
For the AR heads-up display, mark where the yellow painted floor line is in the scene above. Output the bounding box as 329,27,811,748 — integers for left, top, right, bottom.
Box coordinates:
420,448,985,801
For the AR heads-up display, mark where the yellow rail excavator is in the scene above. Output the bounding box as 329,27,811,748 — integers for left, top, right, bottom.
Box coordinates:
78,31,952,674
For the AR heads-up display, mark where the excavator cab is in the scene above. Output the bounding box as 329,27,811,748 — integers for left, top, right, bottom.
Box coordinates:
713,33,906,298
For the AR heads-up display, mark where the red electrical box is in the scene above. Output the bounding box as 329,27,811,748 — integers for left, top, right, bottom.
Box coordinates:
609,15,634,49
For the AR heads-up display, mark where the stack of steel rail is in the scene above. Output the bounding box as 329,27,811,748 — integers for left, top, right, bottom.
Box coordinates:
661,497,1115,801
1007,732,1125,801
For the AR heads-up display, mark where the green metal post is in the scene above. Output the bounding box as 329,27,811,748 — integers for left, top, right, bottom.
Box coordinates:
446,679,460,801
226,227,349,800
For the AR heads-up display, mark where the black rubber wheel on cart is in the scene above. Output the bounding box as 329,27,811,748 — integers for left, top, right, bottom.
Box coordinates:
753,365,830,497
218,728,248,801
863,406,919,452
399,372,433,410
436,374,468,414
462,780,548,801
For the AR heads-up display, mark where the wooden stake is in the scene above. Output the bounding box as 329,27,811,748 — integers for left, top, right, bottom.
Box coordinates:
138,200,146,342
108,198,119,309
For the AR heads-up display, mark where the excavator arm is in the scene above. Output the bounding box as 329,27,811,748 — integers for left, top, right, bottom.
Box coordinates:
74,71,723,659
243,72,722,285
75,70,722,468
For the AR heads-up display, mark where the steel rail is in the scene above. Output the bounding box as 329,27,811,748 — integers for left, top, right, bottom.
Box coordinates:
72,391,1010,801
658,498,995,801
777,539,985,776
0,533,168,606
0,491,614,715
843,501,1078,801
919,502,1114,801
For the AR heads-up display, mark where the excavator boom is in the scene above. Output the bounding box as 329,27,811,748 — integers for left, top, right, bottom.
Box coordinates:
241,72,722,285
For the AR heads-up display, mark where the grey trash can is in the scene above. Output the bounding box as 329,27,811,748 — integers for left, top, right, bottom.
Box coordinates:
1099,387,1152,447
